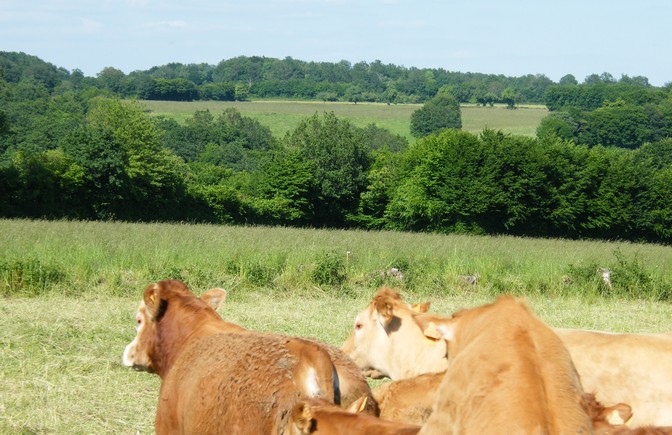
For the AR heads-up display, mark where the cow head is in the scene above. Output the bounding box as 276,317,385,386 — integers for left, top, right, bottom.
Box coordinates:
341,287,447,380
122,280,227,373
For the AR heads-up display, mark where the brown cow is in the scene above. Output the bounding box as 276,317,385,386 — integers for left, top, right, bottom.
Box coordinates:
412,295,592,434
287,397,421,435
205,288,373,410
343,287,672,427
341,287,447,380
122,280,339,434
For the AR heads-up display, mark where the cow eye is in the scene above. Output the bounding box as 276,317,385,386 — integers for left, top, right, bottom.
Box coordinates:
135,314,143,330
355,322,363,330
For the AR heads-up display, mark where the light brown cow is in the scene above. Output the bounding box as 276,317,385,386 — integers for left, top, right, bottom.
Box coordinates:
413,295,592,434
555,328,672,427
122,280,339,434
371,372,444,425
343,287,672,427
287,397,421,435
373,376,635,430
341,287,447,380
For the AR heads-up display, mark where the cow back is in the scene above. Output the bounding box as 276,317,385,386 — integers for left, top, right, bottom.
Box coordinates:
157,332,334,434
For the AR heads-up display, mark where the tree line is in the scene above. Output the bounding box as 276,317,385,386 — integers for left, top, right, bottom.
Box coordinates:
6,50,669,107
2,51,672,243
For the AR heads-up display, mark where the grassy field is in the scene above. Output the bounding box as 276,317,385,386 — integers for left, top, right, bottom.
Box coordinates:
2,219,671,433
138,100,549,140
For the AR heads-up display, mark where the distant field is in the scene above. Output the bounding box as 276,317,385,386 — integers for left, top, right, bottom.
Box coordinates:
139,100,549,139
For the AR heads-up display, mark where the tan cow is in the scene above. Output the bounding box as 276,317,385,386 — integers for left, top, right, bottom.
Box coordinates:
555,328,672,427
287,397,421,435
341,287,447,380
371,372,443,425
122,280,339,434
343,287,672,427
413,295,592,434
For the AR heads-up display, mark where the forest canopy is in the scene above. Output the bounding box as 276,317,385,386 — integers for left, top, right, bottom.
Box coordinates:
2,51,672,243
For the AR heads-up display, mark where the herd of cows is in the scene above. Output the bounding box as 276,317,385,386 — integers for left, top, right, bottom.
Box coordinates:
122,279,672,434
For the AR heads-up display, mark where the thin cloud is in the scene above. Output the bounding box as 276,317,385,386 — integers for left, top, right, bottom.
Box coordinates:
79,17,104,33
378,19,427,30
142,20,188,30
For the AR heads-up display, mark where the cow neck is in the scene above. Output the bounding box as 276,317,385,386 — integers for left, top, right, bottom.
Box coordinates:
152,299,228,378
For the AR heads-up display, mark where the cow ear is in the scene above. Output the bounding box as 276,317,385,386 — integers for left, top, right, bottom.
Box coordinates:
375,297,396,327
291,401,314,433
143,282,168,321
413,314,456,341
411,301,431,313
201,288,227,311
347,395,369,414
606,403,633,425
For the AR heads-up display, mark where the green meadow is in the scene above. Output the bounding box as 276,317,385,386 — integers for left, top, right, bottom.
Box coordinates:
2,219,672,433
139,100,549,139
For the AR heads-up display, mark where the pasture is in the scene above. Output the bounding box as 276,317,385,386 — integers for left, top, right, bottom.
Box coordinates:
139,99,549,139
1,219,671,433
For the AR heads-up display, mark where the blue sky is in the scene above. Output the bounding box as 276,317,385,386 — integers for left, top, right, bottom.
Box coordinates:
1,0,670,86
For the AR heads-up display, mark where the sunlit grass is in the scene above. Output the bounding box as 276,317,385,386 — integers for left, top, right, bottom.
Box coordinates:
2,218,672,432
138,100,548,140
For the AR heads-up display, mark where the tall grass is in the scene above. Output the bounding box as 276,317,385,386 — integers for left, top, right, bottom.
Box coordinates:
2,219,671,301
2,219,672,433
138,100,549,139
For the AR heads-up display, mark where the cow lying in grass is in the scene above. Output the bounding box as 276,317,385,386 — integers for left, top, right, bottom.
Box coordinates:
123,280,341,434
343,287,672,427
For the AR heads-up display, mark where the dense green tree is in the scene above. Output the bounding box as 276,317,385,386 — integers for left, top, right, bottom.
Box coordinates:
199,82,235,101
234,83,250,101
559,74,578,85
83,98,187,219
350,149,404,229
4,148,83,218
360,123,408,153
578,104,655,149
245,148,317,225
409,89,462,138
478,130,549,233
284,112,371,226
501,87,516,109
96,67,127,94
385,129,497,233
536,111,579,141
635,138,672,170
151,78,199,101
